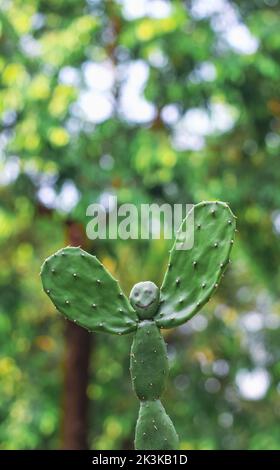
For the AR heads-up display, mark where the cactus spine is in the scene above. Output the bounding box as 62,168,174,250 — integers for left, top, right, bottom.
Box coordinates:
40,201,236,450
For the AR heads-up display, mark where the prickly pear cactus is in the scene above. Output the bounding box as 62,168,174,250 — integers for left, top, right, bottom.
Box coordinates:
40,201,236,450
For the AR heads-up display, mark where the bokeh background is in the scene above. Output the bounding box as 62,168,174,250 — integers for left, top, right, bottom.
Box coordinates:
1,0,280,450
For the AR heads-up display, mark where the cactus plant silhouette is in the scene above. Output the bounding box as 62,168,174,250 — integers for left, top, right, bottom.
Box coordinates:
40,201,236,450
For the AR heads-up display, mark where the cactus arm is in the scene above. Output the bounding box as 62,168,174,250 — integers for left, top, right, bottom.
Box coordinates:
40,246,138,335
155,201,236,329
131,321,179,450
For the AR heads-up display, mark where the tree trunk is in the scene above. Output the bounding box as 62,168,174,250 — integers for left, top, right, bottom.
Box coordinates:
61,221,92,449
62,321,91,449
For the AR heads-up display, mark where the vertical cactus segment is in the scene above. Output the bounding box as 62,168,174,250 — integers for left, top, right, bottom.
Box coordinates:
130,321,168,400
155,201,236,329
135,400,179,450
131,320,178,449
40,246,138,335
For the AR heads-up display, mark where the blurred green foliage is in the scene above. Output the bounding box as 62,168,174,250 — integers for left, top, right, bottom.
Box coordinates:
0,0,280,450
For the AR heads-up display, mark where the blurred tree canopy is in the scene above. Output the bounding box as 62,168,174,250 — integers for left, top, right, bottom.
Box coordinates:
0,0,280,450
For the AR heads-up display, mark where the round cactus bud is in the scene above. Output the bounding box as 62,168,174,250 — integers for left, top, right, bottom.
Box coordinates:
129,281,160,320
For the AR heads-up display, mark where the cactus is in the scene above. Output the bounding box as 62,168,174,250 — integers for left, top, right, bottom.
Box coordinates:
40,201,236,450
155,201,235,328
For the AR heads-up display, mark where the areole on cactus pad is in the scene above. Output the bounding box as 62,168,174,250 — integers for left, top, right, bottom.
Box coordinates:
40,201,236,450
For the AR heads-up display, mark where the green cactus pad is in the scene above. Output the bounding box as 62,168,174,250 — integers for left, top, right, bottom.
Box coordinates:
40,246,138,334
130,321,168,400
135,400,179,450
155,201,236,329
